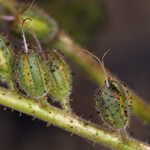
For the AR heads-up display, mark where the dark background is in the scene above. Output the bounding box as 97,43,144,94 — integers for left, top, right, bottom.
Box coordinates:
0,0,150,150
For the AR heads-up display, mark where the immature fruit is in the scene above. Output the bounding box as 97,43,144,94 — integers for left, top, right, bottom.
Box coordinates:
48,49,72,104
95,79,131,130
16,51,49,99
14,5,58,44
0,34,14,85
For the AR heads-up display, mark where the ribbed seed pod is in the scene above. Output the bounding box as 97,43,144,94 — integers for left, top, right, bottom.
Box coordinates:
48,49,72,109
0,34,14,88
13,5,58,44
16,51,49,99
95,79,131,131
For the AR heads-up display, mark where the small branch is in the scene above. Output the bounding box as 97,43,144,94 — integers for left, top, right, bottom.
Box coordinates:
54,31,150,125
61,97,72,112
0,87,149,150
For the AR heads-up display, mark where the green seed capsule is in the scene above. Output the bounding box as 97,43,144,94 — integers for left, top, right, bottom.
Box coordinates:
84,49,131,132
48,49,72,107
0,34,14,87
14,5,58,44
16,51,49,99
95,78,131,130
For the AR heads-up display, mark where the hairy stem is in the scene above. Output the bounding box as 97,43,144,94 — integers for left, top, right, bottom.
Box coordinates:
61,96,71,112
54,31,150,125
0,87,149,150
0,1,150,149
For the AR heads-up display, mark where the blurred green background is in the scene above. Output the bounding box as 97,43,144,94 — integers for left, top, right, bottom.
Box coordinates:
37,0,104,46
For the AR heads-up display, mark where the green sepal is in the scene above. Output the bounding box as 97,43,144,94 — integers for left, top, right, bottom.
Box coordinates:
0,34,14,85
16,50,49,99
48,49,72,103
95,79,131,130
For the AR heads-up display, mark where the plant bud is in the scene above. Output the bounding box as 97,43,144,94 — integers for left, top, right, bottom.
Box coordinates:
0,34,14,87
95,79,131,131
14,5,58,44
16,50,49,99
48,49,72,107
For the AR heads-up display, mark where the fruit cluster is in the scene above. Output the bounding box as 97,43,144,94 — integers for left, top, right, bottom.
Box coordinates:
0,0,132,133
0,1,72,111
0,36,72,110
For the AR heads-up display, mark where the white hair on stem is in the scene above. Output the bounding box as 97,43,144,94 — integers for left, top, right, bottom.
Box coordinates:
20,0,35,53
21,19,28,53
21,18,32,53
22,0,42,53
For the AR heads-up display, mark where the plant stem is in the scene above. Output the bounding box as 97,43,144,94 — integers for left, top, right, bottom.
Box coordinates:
61,96,72,112
0,87,149,150
54,31,150,125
